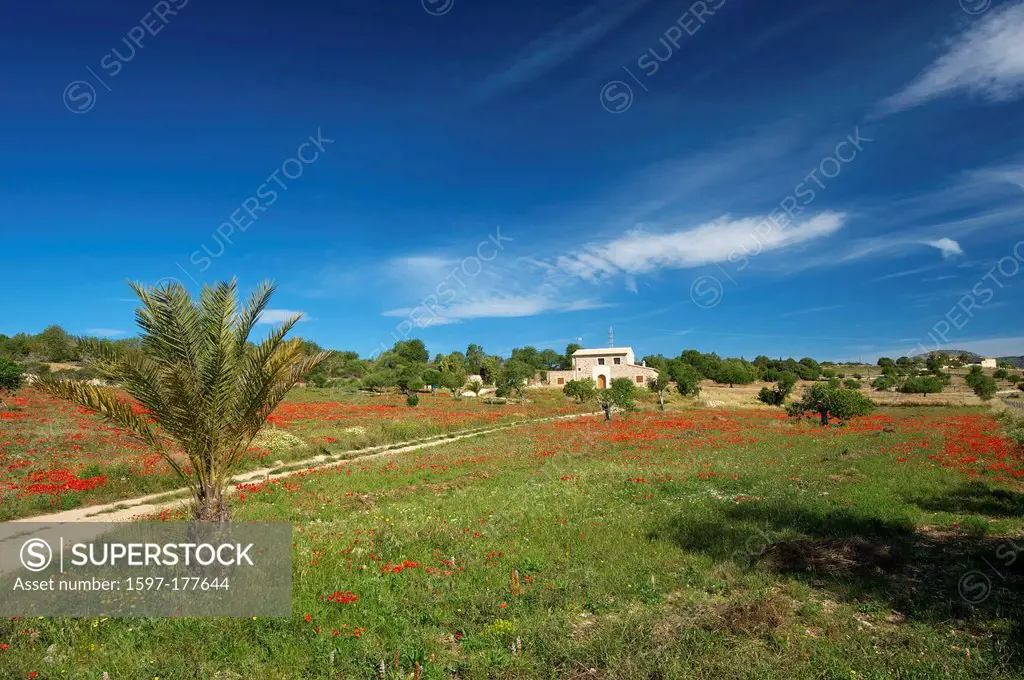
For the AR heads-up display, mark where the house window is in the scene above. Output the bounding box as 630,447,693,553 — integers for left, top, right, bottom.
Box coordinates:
636,375,644,383
614,358,621,365
598,358,605,365
557,377,564,385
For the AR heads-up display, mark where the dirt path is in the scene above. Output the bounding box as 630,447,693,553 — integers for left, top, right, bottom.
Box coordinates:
9,410,602,526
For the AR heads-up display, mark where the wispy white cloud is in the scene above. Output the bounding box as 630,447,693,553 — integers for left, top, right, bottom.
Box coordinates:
778,157,1024,275
472,0,654,102
556,212,845,281
86,328,125,338
779,304,845,319
878,2,1024,115
383,294,611,325
376,208,846,326
256,309,310,325
973,162,1024,193
872,265,938,282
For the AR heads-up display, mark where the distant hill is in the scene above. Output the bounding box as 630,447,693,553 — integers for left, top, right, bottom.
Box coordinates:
998,356,1024,368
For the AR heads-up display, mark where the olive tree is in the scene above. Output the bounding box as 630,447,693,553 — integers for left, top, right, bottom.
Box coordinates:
495,358,533,403
668,360,701,397
899,376,944,397
646,373,671,411
598,377,637,421
713,359,758,388
438,353,468,399
563,378,597,404
787,384,876,426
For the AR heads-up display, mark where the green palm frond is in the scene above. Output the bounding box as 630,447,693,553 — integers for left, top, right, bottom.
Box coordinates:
34,278,326,521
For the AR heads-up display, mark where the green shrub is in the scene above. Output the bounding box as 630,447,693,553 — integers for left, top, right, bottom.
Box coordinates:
999,411,1024,448
872,375,897,391
406,394,420,407
21,361,50,376
758,372,797,407
0,358,24,409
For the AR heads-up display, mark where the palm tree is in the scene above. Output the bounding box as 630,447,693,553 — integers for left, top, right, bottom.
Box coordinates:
38,279,327,522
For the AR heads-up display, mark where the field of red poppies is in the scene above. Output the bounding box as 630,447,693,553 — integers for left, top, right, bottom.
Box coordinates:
0,387,589,521
4,404,1024,679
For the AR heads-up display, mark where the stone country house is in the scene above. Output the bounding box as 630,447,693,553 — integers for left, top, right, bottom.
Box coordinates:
542,347,659,389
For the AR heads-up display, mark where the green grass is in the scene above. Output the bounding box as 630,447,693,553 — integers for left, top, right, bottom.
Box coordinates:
2,407,1023,678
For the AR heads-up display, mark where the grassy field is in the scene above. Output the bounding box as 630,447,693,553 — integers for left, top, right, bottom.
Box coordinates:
0,388,588,521
3,404,1024,678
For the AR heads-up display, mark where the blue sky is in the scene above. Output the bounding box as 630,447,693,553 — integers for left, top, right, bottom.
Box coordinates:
2,0,1024,361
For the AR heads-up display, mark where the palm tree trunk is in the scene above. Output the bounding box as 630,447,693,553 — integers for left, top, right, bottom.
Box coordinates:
195,485,230,522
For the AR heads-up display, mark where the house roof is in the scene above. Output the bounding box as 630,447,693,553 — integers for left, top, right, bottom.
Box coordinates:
572,347,632,357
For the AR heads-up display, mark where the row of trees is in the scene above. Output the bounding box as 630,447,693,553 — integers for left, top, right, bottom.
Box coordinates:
347,339,544,406
641,351,856,389
11,323,1020,413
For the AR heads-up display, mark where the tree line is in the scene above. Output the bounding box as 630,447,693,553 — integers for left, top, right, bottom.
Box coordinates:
7,326,1021,411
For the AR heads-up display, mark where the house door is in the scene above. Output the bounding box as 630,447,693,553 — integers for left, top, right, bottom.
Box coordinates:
597,374,607,389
